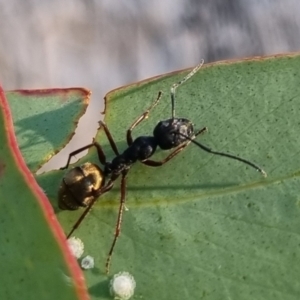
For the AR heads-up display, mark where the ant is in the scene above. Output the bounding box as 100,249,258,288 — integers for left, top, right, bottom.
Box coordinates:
59,60,266,273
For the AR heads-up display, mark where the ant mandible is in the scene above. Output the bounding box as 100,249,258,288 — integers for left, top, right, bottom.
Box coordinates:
59,60,266,273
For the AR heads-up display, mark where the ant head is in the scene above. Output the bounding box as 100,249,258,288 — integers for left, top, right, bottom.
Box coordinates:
153,118,194,150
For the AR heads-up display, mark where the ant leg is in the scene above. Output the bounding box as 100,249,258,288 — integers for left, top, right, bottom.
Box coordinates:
105,172,128,274
142,143,190,167
142,127,207,167
126,91,163,145
99,121,120,156
60,140,107,170
171,60,204,119
67,180,115,238
61,122,119,170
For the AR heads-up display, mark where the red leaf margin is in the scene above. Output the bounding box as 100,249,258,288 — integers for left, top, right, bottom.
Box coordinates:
0,86,90,300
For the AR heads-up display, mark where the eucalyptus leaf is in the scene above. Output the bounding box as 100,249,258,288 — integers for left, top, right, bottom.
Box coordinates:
40,54,300,300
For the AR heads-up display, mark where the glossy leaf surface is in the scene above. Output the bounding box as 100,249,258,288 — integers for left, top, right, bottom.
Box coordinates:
40,54,300,300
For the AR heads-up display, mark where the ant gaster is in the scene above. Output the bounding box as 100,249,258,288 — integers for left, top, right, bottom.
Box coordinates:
59,60,266,273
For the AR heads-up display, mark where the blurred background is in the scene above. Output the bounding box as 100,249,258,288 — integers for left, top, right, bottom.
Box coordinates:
1,0,300,170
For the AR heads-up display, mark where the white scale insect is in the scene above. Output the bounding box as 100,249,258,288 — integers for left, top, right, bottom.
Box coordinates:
110,272,136,300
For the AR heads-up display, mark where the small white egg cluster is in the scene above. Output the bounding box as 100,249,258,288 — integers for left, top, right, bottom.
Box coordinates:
81,255,95,269
67,237,95,270
110,272,136,300
67,237,84,259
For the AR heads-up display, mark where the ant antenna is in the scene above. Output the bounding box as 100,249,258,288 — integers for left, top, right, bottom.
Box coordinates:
179,133,267,177
171,59,204,119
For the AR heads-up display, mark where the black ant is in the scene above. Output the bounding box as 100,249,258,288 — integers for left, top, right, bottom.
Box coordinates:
59,60,266,273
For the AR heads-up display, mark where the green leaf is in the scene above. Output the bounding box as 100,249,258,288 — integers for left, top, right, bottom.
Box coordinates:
40,54,300,300
0,88,90,300
6,88,90,172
